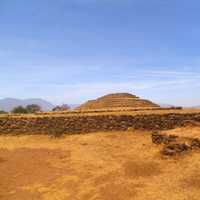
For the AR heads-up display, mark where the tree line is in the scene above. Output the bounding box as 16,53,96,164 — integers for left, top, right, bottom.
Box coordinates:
0,104,70,114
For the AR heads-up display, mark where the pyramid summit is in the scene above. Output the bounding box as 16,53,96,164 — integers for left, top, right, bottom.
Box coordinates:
77,93,159,110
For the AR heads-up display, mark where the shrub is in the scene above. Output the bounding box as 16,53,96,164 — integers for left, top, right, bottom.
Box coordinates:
11,106,28,114
26,104,42,113
0,110,7,114
52,104,70,112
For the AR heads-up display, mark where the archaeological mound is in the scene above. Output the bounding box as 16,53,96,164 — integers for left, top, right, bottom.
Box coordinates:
76,93,159,110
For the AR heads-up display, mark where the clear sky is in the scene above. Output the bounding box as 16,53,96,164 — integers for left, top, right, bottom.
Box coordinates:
0,0,200,106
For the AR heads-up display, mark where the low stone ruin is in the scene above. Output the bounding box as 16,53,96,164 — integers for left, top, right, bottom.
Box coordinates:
0,112,200,136
151,132,200,156
191,138,200,148
161,143,190,156
152,132,177,145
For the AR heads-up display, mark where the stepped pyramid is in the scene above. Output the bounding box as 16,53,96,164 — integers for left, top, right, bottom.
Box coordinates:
76,93,159,110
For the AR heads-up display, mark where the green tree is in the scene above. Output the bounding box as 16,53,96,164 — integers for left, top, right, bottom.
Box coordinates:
26,104,42,113
52,104,70,112
11,106,28,114
0,110,7,114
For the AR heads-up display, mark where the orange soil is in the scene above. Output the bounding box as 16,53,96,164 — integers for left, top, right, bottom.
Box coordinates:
0,129,200,200
163,125,200,139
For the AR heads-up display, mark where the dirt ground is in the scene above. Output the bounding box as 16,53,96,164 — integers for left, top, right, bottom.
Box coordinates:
0,129,200,200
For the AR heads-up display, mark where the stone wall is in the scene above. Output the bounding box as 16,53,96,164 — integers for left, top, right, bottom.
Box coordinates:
0,113,200,135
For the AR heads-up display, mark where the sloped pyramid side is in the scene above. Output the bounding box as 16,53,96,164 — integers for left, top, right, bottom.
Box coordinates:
76,93,159,110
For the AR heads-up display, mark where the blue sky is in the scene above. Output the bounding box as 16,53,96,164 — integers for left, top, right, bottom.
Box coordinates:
0,0,200,106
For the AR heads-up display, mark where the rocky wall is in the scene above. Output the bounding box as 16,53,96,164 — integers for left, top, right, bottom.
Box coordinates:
0,113,200,135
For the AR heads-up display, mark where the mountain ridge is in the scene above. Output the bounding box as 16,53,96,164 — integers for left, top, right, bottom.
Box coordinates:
0,98,55,112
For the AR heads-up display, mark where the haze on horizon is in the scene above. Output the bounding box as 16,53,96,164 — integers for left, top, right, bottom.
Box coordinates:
0,0,200,107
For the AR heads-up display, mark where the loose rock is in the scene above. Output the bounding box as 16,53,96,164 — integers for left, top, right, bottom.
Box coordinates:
191,138,200,149
161,143,190,156
152,133,177,145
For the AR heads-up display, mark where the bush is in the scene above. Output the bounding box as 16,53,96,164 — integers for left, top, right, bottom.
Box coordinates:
26,104,42,113
11,106,29,114
52,104,70,112
0,110,7,114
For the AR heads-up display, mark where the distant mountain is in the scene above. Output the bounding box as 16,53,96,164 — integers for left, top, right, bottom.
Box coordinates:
0,98,55,112
69,104,80,109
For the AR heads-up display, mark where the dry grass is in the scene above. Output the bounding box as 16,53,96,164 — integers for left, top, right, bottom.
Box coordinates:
1,128,200,199
163,125,200,139
0,108,200,118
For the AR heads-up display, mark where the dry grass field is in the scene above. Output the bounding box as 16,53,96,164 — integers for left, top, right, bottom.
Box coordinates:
1,126,200,200
1,108,200,118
